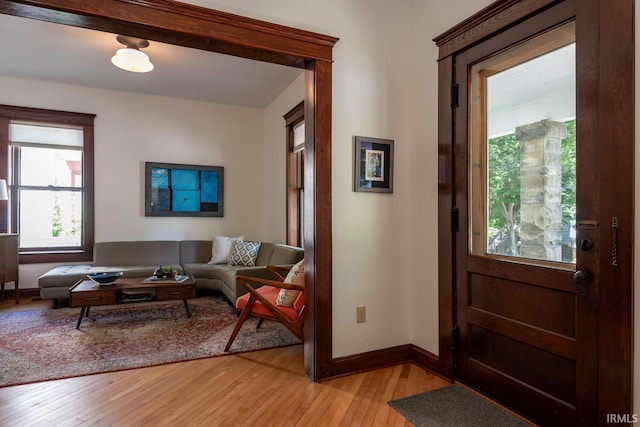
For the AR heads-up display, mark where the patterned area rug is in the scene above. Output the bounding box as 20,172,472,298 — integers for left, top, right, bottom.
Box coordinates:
0,295,301,387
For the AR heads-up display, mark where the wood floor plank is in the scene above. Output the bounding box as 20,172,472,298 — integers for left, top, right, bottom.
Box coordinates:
322,374,367,426
0,299,455,426
341,369,384,426
373,364,405,425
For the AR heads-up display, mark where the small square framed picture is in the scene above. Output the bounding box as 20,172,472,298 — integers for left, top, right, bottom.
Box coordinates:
353,136,394,193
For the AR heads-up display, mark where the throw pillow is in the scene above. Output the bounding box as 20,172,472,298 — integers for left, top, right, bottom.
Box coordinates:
276,259,304,307
208,235,244,264
228,240,261,267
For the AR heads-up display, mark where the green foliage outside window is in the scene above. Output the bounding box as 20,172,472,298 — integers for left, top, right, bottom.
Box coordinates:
52,196,63,238
51,195,82,239
488,120,576,255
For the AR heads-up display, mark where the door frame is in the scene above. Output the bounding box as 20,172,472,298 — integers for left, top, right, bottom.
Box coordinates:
435,0,634,420
0,0,337,381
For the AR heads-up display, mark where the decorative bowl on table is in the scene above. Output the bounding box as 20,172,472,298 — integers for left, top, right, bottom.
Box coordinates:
87,271,124,284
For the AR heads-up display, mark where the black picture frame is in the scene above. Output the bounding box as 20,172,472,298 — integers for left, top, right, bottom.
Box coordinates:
353,136,394,193
145,162,224,217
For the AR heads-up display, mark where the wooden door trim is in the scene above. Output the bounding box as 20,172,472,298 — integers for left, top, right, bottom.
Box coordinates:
0,0,337,381
436,55,456,380
587,0,634,417
0,0,336,66
433,0,558,60
436,0,634,420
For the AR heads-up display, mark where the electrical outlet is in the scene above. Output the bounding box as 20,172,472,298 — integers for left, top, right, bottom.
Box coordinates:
356,305,366,323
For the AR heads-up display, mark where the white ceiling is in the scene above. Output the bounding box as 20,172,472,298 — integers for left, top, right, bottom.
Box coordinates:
0,11,575,127
0,13,304,108
487,43,576,137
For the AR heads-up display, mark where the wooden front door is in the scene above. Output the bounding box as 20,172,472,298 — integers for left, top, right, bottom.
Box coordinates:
436,0,633,425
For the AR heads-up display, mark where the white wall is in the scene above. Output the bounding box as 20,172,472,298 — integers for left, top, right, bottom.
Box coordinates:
406,0,495,351
180,0,499,358
181,0,419,357
0,75,274,288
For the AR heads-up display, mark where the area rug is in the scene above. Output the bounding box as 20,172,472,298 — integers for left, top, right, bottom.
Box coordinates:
388,384,531,426
0,295,301,388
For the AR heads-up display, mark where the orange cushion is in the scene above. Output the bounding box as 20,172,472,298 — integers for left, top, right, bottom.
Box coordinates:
293,291,304,312
236,285,300,321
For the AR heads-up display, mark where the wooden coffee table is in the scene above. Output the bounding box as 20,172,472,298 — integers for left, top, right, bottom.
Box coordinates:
69,275,196,329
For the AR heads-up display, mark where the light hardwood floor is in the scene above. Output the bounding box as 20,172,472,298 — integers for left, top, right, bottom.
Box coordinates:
0,297,450,426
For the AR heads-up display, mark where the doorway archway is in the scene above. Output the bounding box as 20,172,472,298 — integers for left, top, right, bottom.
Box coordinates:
0,0,337,381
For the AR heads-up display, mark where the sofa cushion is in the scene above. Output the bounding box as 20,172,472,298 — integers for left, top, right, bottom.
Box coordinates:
254,243,276,266
94,241,180,266
276,259,304,307
179,240,212,265
229,240,261,267
38,265,159,288
208,235,243,264
270,244,304,265
182,263,246,281
38,265,94,288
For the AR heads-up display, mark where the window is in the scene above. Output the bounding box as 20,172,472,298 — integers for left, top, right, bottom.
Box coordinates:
468,23,576,265
0,105,95,263
284,101,304,247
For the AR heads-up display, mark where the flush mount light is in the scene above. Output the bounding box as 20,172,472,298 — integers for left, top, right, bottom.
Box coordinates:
111,35,154,73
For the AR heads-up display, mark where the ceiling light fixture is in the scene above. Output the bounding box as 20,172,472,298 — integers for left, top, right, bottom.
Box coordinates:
111,35,154,73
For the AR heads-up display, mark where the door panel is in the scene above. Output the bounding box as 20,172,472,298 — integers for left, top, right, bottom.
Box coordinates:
437,0,633,424
453,6,597,426
465,356,576,421
458,258,579,425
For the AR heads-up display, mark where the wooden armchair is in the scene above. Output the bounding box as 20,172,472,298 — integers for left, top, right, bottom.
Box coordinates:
224,265,305,352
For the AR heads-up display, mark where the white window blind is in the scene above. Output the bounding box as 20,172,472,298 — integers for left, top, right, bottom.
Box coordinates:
293,122,305,152
9,122,83,148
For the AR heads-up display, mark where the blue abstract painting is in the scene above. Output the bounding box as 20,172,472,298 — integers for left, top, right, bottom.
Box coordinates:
145,162,224,217
200,170,219,211
171,169,200,212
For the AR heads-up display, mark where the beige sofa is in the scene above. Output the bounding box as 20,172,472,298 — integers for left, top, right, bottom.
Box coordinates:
38,240,303,307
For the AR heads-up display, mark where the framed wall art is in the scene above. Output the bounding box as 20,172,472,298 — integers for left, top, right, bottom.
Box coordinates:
353,136,394,193
145,162,224,217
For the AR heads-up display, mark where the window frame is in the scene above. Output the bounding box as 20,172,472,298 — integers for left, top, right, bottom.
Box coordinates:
284,101,304,247
0,104,95,263
468,25,575,267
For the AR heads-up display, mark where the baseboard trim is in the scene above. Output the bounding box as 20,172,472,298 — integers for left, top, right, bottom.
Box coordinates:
330,344,412,379
409,344,439,372
328,343,444,382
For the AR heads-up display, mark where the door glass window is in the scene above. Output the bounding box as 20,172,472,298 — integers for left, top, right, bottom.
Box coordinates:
469,23,576,264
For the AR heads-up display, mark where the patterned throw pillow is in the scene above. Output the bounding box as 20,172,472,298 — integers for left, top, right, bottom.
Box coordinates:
276,259,304,307
228,240,261,267
208,235,244,264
